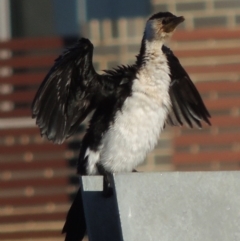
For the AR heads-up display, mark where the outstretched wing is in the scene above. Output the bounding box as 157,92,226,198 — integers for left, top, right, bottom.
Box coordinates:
32,38,112,144
162,45,211,128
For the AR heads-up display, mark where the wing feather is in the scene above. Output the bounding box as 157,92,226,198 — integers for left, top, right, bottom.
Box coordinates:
163,45,211,128
32,38,106,143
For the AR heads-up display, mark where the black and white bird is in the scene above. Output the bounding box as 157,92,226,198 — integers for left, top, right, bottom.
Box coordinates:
32,12,211,241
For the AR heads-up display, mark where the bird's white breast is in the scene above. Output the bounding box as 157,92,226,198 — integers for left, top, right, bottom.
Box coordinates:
98,50,171,173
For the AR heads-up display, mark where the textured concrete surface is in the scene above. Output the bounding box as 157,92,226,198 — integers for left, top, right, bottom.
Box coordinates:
81,172,240,241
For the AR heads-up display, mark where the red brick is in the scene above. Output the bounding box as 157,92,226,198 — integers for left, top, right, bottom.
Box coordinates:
0,55,56,69
0,212,65,224
0,73,45,85
0,230,63,240
0,37,63,51
0,90,36,102
173,151,240,164
211,116,240,127
196,81,240,93
205,98,240,110
175,132,240,146
175,48,240,58
186,64,240,74
0,143,67,154
0,176,69,189
0,193,68,206
0,127,39,136
0,159,68,173
173,28,240,41
0,108,31,118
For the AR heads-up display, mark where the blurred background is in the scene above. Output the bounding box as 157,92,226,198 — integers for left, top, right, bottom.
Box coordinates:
1,0,240,240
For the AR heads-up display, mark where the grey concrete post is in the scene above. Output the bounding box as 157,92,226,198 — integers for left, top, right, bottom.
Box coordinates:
81,172,240,241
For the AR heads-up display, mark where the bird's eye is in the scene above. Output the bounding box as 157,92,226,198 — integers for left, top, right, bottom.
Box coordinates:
162,19,167,25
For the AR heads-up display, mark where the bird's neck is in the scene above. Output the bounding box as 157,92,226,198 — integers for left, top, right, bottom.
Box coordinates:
135,37,170,90
145,40,164,55
136,38,164,67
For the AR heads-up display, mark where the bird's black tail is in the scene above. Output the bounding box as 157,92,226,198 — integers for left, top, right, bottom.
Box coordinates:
62,188,86,241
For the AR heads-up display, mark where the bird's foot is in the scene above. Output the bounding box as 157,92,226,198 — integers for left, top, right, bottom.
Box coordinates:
103,174,113,197
96,163,113,198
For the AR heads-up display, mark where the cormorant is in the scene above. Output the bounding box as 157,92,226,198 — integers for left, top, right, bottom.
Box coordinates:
32,12,211,241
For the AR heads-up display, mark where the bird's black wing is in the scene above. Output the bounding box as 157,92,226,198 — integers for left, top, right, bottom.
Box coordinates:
162,45,211,128
32,38,116,144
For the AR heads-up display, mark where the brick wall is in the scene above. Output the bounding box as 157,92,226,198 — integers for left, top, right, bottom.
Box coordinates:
0,37,82,241
152,0,240,29
171,29,240,171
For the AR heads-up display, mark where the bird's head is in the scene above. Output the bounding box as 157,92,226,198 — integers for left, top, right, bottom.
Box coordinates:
144,12,184,42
